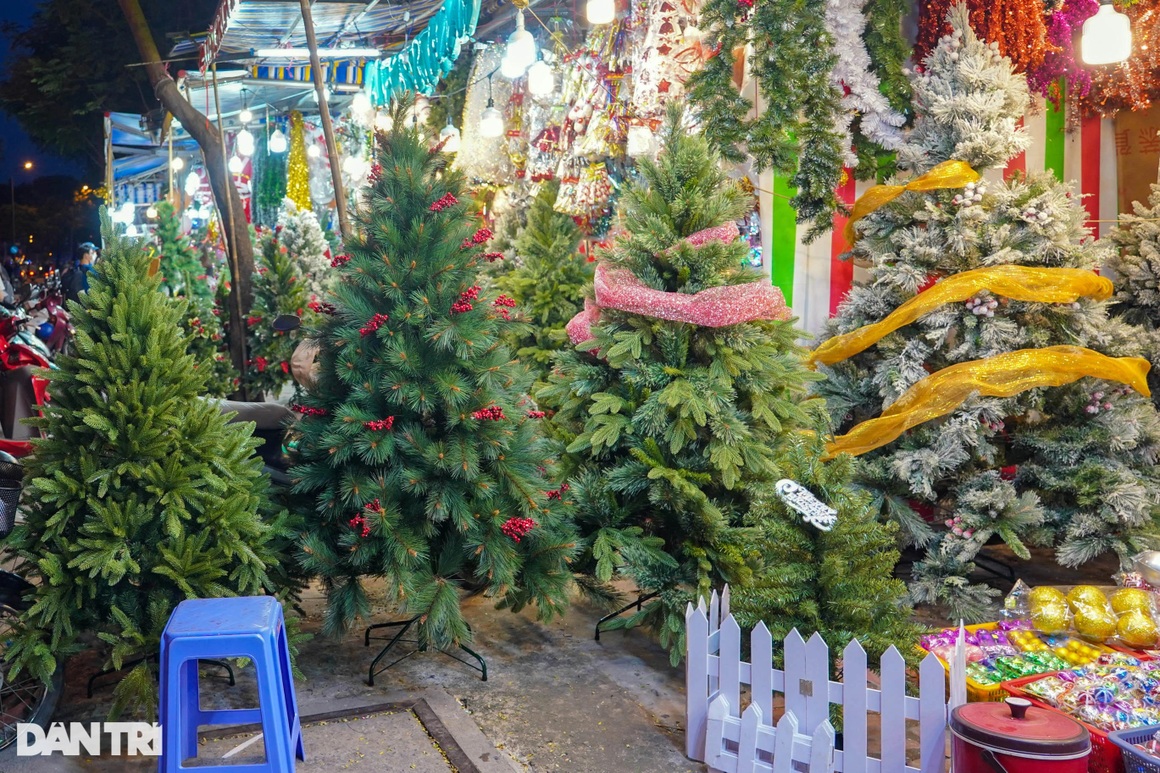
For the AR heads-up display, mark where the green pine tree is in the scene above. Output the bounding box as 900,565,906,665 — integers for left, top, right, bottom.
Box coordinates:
495,180,593,380
291,106,577,648
241,227,313,399
540,108,912,664
736,433,918,668
4,211,292,717
153,200,209,300
152,201,237,397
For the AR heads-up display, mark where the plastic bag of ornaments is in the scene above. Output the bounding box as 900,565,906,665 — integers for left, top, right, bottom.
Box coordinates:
1013,581,1160,649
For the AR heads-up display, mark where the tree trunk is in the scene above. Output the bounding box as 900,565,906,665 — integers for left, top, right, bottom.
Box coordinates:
116,0,253,385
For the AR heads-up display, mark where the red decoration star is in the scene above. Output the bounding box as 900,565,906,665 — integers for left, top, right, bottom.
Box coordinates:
657,80,672,94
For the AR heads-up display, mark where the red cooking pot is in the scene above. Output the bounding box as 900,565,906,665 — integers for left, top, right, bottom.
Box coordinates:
951,697,1091,773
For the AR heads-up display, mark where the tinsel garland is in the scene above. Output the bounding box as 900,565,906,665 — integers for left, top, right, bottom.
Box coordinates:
362,0,479,102
1025,0,1097,108
286,111,312,212
915,0,1049,75
253,130,288,228
825,0,906,168
1077,0,1160,116
686,0,846,241
858,0,913,176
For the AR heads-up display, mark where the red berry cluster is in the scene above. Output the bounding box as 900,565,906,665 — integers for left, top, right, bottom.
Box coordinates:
348,513,371,538
364,417,395,431
331,253,351,268
281,361,290,374
429,193,459,212
738,0,753,8
451,286,481,315
526,410,546,419
291,404,329,417
246,315,262,327
461,228,493,248
366,499,384,513
545,482,571,500
308,299,337,315
482,252,505,262
252,356,268,373
472,406,506,421
501,516,537,543
493,295,517,320
360,312,390,336
368,163,383,183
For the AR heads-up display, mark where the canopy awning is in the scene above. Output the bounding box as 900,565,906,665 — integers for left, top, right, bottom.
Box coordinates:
184,0,444,67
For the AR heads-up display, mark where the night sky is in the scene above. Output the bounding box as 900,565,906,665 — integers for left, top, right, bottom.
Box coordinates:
0,1,84,182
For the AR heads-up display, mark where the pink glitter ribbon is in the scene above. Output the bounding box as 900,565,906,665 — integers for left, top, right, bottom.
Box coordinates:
566,223,791,350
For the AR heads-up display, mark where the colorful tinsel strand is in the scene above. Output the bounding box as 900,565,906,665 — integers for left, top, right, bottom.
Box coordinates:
472,406,506,421
429,192,459,212
501,516,537,543
364,417,396,431
360,312,390,336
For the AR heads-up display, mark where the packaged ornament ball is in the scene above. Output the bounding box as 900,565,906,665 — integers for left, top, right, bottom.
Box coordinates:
1025,583,1160,649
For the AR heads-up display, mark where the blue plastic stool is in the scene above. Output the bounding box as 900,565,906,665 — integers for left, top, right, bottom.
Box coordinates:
158,597,305,772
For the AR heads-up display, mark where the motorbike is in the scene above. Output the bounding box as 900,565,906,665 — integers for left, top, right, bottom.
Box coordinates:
25,279,73,356
0,303,54,444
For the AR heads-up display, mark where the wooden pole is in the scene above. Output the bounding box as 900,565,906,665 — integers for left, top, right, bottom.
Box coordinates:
298,0,352,242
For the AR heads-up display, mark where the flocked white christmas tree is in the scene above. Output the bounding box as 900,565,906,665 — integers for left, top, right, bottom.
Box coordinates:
814,4,1160,619
1109,182,1160,392
276,198,332,298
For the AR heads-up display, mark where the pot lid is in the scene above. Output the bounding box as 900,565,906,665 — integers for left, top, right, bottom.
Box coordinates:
950,698,1090,758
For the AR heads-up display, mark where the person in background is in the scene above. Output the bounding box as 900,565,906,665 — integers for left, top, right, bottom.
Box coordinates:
63,242,97,305
0,247,17,306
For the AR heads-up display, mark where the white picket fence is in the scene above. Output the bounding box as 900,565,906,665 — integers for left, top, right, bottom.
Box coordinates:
686,587,952,773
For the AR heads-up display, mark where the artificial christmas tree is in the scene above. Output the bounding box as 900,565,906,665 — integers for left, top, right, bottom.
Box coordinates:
494,180,593,380
540,108,914,663
240,227,313,399
1108,182,1160,399
153,201,236,397
291,108,576,649
277,198,331,298
5,212,290,716
153,200,209,300
814,4,1160,618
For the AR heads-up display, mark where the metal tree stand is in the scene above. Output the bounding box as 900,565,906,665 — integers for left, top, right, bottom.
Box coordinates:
364,617,487,685
594,591,659,641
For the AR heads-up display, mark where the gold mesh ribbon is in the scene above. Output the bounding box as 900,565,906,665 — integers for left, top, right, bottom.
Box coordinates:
843,160,981,244
823,346,1152,460
810,267,1113,368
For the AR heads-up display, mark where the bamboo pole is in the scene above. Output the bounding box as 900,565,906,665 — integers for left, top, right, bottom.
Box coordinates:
298,0,352,242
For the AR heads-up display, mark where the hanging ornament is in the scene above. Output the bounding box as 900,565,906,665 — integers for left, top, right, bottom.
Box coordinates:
774,480,838,531
286,110,313,211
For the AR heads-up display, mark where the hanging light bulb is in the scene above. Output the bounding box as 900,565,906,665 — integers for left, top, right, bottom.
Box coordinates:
171,156,186,172
351,89,374,124
238,87,253,124
268,127,288,154
587,0,615,25
1081,0,1132,65
479,75,504,138
527,59,554,98
228,154,245,174
480,103,505,138
307,144,322,159
504,9,537,77
236,127,255,157
342,156,362,176
185,170,200,196
146,205,158,219
374,110,394,132
439,121,461,153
